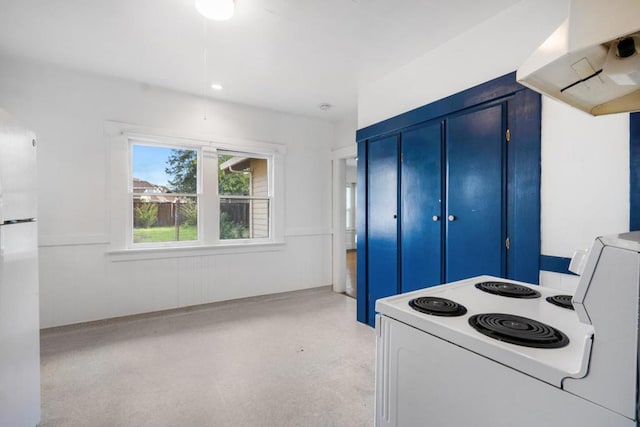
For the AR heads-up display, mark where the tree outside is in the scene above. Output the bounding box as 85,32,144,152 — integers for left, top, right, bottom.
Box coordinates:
163,151,250,196
217,154,250,196
165,149,197,193
164,150,251,240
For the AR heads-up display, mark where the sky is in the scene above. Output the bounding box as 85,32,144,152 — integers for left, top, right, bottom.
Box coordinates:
132,145,175,187
132,144,199,188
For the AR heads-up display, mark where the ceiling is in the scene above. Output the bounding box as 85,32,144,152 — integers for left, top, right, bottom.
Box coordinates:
0,0,522,121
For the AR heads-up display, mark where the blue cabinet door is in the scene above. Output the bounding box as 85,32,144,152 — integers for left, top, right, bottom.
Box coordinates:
367,135,399,325
446,104,505,281
401,122,443,292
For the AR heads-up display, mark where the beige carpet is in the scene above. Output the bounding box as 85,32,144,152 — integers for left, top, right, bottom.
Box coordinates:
40,286,375,427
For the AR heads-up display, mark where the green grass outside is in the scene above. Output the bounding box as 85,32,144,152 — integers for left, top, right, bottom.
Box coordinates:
133,225,197,243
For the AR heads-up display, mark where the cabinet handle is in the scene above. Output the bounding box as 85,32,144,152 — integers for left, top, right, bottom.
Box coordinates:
448,215,456,221
432,215,440,222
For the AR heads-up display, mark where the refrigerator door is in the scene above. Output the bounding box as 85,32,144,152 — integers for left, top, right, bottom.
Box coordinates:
0,220,40,426
0,109,37,223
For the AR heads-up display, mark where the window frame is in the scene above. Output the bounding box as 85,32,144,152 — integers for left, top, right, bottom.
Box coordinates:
106,121,286,258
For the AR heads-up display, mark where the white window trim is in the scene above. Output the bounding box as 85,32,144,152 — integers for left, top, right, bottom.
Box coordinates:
105,121,286,259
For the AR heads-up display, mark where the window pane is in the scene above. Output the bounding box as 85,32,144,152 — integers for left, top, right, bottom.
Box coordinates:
219,154,268,197
346,186,352,228
133,145,197,194
220,198,270,239
132,144,198,245
133,196,198,243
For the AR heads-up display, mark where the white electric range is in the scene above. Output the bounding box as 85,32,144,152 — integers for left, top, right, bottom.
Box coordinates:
375,231,640,427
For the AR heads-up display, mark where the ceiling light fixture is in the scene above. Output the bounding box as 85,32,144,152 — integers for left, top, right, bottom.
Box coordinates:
211,83,223,91
195,0,235,21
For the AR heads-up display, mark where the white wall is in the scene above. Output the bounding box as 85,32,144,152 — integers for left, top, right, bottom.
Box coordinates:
357,0,569,129
0,55,335,328
334,114,357,150
540,98,629,291
357,0,630,290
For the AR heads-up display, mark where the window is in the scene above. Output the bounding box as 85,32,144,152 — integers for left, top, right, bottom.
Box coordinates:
218,152,271,240
346,183,356,230
131,144,199,245
116,132,281,251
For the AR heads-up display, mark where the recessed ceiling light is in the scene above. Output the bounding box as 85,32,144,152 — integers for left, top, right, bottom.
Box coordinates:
211,83,223,91
195,0,235,21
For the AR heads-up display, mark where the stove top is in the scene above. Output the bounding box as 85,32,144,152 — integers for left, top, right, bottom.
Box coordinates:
375,275,594,386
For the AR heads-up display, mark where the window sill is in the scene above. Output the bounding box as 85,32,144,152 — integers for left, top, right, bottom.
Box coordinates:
107,240,286,262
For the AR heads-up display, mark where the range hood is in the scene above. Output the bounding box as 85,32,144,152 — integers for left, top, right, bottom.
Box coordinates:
516,0,640,115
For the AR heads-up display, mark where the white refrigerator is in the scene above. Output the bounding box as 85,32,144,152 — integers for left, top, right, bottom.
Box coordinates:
0,109,40,426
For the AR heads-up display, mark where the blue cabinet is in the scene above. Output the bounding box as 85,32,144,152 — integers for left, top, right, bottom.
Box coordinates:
366,106,506,323
401,122,443,292
367,135,400,326
357,73,541,326
445,103,505,281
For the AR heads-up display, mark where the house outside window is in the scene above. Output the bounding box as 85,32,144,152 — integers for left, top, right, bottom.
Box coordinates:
218,152,271,240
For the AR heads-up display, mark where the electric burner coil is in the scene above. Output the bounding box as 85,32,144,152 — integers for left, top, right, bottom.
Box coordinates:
469,313,569,349
409,297,467,317
475,281,541,299
546,295,575,310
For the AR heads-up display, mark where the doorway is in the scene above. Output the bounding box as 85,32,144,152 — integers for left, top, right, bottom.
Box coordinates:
331,145,357,297
345,158,357,297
